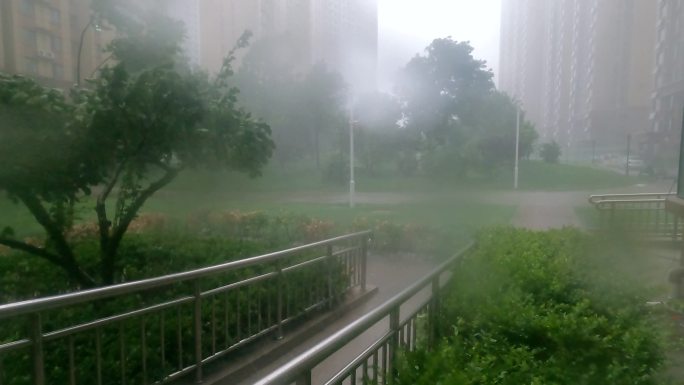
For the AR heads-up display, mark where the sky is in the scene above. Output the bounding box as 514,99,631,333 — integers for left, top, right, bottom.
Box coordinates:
377,0,502,90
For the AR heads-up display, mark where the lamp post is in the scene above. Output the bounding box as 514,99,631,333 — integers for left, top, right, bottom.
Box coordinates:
76,17,95,87
349,106,356,208
514,106,520,190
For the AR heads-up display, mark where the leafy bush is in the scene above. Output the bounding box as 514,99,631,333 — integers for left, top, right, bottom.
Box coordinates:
397,227,665,385
0,231,350,385
540,141,562,163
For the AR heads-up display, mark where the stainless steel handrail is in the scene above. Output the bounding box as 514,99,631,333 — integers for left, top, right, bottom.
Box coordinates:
588,192,674,205
0,230,372,385
254,242,474,385
0,230,371,319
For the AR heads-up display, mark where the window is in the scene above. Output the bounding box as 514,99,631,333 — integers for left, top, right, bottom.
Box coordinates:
22,29,36,49
52,63,64,80
20,0,34,16
50,36,62,52
25,58,38,75
50,8,61,24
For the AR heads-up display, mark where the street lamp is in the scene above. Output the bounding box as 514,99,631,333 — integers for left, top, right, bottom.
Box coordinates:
514,105,521,190
349,106,356,208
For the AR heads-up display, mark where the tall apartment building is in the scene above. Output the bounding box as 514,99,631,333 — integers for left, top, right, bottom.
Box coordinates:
499,0,657,157
194,0,378,92
0,0,112,88
163,0,202,68
652,0,684,150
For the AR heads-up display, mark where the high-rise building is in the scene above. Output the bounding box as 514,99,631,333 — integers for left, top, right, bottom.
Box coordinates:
0,0,113,88
651,0,684,147
499,0,658,158
163,0,202,68
311,0,378,92
193,0,378,92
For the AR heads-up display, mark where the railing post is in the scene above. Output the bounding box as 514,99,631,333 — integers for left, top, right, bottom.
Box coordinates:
361,236,368,291
387,307,400,384
193,281,203,384
674,216,679,242
276,261,284,340
296,370,312,385
326,244,335,310
428,276,441,350
30,313,45,385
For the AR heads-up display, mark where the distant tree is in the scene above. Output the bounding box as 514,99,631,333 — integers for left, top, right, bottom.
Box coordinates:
352,92,404,175
464,92,539,173
397,38,539,177
236,37,347,169
540,141,562,163
0,7,273,287
397,38,494,145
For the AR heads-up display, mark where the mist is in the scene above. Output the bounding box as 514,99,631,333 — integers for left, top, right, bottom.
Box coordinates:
0,1,682,384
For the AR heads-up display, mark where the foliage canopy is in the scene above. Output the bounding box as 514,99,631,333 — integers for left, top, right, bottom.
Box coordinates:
0,4,273,287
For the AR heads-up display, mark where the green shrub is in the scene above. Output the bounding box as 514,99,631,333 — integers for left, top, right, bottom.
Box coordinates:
397,227,665,385
540,141,561,163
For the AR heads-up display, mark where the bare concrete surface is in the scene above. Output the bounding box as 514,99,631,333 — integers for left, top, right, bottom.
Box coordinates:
237,253,437,384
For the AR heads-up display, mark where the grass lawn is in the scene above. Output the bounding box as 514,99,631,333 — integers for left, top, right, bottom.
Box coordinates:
0,160,635,240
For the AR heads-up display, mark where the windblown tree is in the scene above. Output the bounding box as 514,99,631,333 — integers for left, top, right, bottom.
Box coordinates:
352,92,405,175
397,38,537,176
0,4,273,287
236,37,347,169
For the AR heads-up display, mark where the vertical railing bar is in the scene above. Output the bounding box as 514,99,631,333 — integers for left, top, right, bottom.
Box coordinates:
119,322,127,385
211,297,217,354
327,244,334,310
276,261,284,340
406,317,412,350
224,291,230,348
428,276,441,350
236,287,242,342
388,308,399,384
411,316,418,350
381,343,388,384
372,349,379,384
68,335,76,385
267,280,272,329
363,359,369,384
96,327,102,385
193,280,203,384
247,285,252,337
351,367,357,385
258,286,263,333
161,312,166,380
141,319,147,385
361,237,368,291
176,306,183,371
30,313,45,385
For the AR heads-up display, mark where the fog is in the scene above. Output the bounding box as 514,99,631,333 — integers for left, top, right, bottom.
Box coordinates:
378,0,502,90
0,1,681,384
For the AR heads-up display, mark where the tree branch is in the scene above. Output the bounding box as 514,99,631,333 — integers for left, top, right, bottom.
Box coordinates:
100,166,181,284
16,192,96,287
0,237,64,266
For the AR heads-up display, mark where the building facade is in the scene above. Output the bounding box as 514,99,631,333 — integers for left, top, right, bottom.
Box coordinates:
651,0,684,159
0,0,112,87
194,0,378,92
499,0,658,159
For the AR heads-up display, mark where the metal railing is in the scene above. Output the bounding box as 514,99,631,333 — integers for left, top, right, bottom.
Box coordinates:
254,242,474,385
0,231,371,385
588,193,681,240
